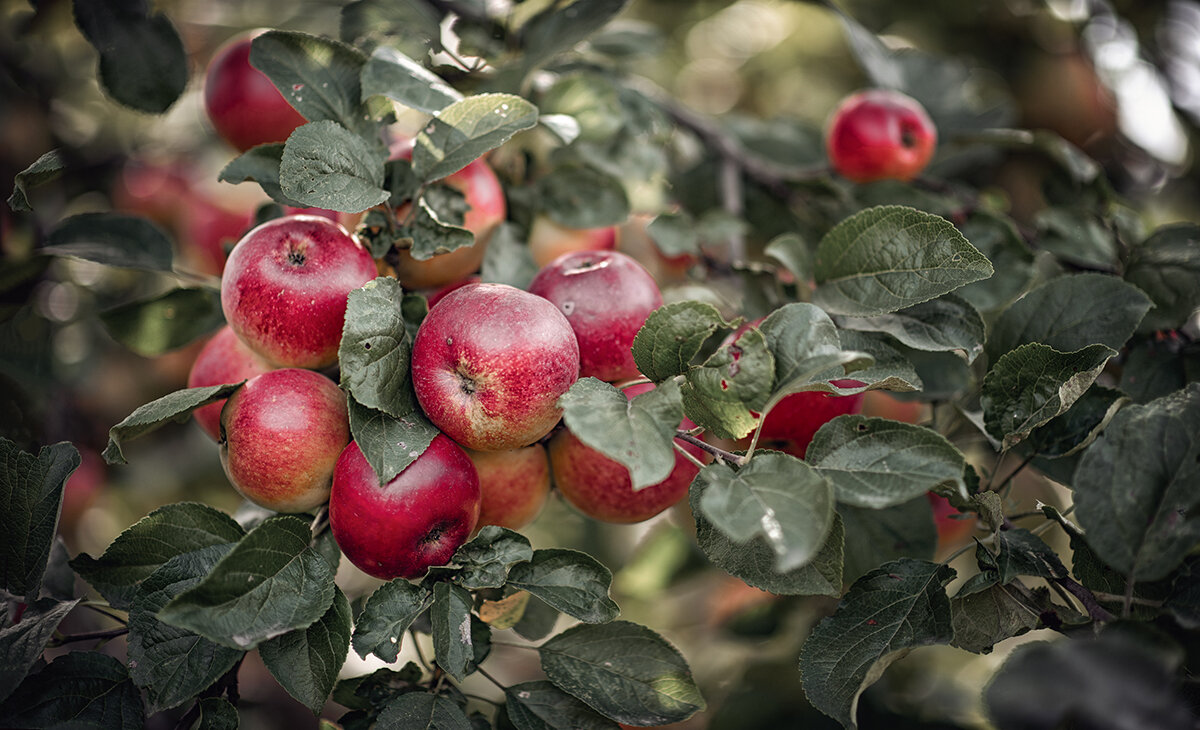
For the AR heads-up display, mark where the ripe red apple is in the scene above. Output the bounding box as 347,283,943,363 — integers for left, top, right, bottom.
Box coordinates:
826,89,937,183
752,380,866,459
330,436,481,580
549,381,707,524
221,215,377,369
528,215,618,269
465,444,551,531
861,390,927,425
410,283,580,451
219,368,350,513
203,31,307,152
186,326,275,441
928,492,976,553
180,196,255,276
528,250,662,383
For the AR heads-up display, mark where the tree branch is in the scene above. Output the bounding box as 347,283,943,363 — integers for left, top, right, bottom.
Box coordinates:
674,430,743,467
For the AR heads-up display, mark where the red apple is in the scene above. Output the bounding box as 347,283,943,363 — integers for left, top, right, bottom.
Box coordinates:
111,158,192,232
752,380,866,459
330,436,481,580
826,89,937,183
528,250,662,383
861,390,927,425
928,492,976,552
465,444,551,531
426,275,481,309
549,381,707,524
221,215,377,369
186,326,276,441
410,283,580,451
180,196,254,276
529,215,618,269
203,31,307,152
219,368,350,513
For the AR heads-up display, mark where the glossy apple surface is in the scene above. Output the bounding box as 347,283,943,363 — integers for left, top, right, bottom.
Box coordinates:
528,250,662,382
219,368,350,513
186,326,275,441
529,215,618,269
221,215,377,368
465,444,551,531
411,283,580,451
204,31,307,152
826,89,937,183
330,436,481,580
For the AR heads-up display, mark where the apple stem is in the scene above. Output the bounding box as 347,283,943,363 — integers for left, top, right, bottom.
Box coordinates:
674,430,745,467
673,440,708,471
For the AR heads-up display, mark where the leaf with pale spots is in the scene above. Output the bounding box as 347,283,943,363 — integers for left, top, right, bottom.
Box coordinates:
340,277,414,417
348,398,438,485
431,582,475,682
631,301,735,383
681,327,774,440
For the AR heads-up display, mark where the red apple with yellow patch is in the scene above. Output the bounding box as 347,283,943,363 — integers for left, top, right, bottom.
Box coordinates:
465,444,551,531
186,325,275,441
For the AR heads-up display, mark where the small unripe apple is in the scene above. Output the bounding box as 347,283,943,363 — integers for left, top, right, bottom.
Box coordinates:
549,381,707,524
203,31,307,152
186,326,275,441
221,215,377,369
826,89,937,183
219,368,350,513
528,215,618,269
330,436,481,580
528,250,662,383
465,444,551,531
411,283,580,451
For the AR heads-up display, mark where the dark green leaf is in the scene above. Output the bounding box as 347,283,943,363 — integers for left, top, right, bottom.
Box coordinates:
0,597,79,703
764,233,812,286
279,121,388,213
361,46,461,114
481,223,539,290
507,549,618,623
352,580,432,662
1,439,78,600
1024,385,1127,458
1119,336,1200,404
103,383,244,464
332,664,423,711
537,164,630,229
8,149,64,212
1074,383,1200,581
539,621,705,726
73,2,187,113
41,537,75,602
260,586,352,713
1165,566,1200,629
558,378,681,489
347,398,438,485
518,0,629,76
340,0,441,50
513,596,559,641
504,680,619,730
127,544,242,712
412,94,538,182
839,499,936,584
646,212,699,258
1125,224,1200,332
682,327,774,440
838,294,985,363
0,651,144,729
431,582,474,683
100,288,224,357
404,187,475,260
43,213,174,272
760,303,874,403
951,582,1047,654
980,343,1116,450
834,330,922,393
798,559,956,729
1035,207,1118,269
250,31,373,134
452,526,533,590
985,273,1152,364
339,278,413,417
376,692,472,730
218,144,304,207
994,529,1068,584
196,697,239,730
955,213,1035,312
812,206,993,317
807,416,966,508
158,515,337,650
631,301,733,383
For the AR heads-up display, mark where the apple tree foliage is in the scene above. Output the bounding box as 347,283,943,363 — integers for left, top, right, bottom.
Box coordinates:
4,0,1200,728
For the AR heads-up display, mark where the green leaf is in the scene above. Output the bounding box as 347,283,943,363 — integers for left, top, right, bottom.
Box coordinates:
507,549,619,623
812,206,993,317
682,327,774,440
103,383,245,465
376,692,472,730
404,187,476,260
504,680,619,730
340,0,441,50
539,113,582,145
513,596,560,641
250,31,373,134
1125,223,1200,332
1035,207,1118,269
537,164,630,229
1,439,78,600
1120,336,1200,404
631,301,733,383
412,94,538,182
955,213,1035,312
834,330,922,393
279,121,388,213
260,586,352,713
1073,384,1200,581
646,212,699,258
332,663,422,711
838,294,985,364
1024,385,1127,458
431,582,475,683
764,233,812,285
347,398,439,485
798,559,956,729
73,2,187,113
951,582,1047,655
559,378,681,490
361,45,462,114
339,278,414,417
8,149,64,212
980,343,1116,450
218,144,305,207
993,529,1068,585
352,580,433,662
451,526,533,590
985,273,1152,363
807,416,966,509
43,213,174,272
41,537,75,602
760,303,873,403
481,223,539,290
158,515,336,650
694,453,835,573
196,697,239,730
539,621,705,726
127,544,242,712
0,597,79,703
0,651,144,729
70,502,244,609
518,0,630,76
839,499,936,584
100,288,224,358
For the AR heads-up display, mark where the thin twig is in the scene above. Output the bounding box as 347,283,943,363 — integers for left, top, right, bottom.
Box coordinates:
475,665,506,691
49,627,129,647
488,639,539,651
673,440,708,471
1058,575,1115,623
1091,591,1163,608
674,430,745,467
